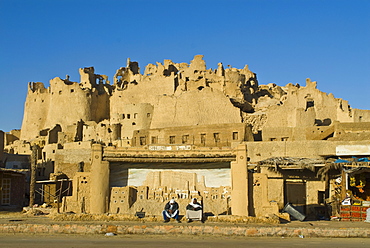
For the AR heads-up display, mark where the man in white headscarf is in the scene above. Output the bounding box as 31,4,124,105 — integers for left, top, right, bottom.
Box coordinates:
162,199,181,223
186,198,203,223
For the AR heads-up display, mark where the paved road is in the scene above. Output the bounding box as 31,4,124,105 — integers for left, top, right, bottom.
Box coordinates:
0,234,369,248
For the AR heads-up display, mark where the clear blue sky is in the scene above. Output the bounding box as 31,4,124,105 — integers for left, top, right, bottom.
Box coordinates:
1,0,369,132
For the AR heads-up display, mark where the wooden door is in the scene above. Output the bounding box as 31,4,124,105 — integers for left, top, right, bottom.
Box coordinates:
284,180,306,214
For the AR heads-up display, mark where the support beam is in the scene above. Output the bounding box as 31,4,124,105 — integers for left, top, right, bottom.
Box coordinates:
230,144,248,216
90,144,110,214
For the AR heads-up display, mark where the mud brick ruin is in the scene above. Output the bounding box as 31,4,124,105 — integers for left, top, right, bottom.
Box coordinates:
2,55,370,220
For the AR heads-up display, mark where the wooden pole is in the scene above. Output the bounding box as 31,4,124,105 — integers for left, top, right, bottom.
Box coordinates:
341,168,346,201
324,167,330,218
29,144,38,207
324,166,330,200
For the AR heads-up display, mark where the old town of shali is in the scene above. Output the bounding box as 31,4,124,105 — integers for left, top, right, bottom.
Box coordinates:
1,55,370,223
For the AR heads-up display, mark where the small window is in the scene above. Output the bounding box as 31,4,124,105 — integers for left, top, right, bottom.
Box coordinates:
182,135,189,144
232,132,238,140
122,114,125,119
306,100,314,110
270,138,277,141
139,136,146,146
200,134,206,145
134,113,138,119
318,191,325,205
281,137,288,141
127,114,131,119
151,136,158,144
213,133,220,143
169,136,176,144
147,113,151,118
70,89,74,93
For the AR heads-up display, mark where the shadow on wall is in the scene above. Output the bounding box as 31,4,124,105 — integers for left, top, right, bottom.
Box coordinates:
315,118,332,126
110,165,129,187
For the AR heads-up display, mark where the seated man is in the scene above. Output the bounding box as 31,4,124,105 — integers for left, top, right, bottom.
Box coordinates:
162,199,181,223
186,198,203,223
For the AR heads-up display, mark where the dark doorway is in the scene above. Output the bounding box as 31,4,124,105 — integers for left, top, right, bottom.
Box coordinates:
284,180,306,215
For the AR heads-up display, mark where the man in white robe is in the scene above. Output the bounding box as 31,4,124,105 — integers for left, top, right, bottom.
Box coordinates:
186,198,203,223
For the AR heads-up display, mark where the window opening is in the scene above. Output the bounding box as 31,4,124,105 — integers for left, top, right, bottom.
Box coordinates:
200,133,206,145
151,136,158,144
182,135,189,144
139,136,146,146
306,99,314,110
213,133,220,143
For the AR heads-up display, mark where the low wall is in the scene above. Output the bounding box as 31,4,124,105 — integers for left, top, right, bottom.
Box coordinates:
0,223,369,237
